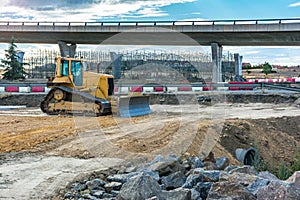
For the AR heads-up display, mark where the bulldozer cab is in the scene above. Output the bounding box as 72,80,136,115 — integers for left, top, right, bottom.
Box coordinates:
55,57,83,87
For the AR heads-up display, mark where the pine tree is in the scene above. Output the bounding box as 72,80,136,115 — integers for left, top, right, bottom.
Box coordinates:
1,38,28,80
262,62,272,76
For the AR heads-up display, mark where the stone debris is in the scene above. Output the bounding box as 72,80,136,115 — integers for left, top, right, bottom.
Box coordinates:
61,154,300,200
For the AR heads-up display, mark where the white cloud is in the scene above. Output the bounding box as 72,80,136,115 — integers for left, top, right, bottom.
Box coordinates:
0,0,196,21
289,1,300,7
223,46,300,66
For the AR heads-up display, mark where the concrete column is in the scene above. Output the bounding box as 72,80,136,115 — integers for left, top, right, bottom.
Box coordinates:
211,43,223,82
110,52,122,79
234,53,243,76
58,41,76,57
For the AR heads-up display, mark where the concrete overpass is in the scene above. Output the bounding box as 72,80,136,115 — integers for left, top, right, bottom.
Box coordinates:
0,18,300,46
1,18,300,82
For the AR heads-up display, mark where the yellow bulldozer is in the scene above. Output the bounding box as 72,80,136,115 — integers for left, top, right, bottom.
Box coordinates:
40,56,151,117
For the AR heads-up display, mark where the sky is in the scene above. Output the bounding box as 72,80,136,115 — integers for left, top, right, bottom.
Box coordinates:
1,0,300,66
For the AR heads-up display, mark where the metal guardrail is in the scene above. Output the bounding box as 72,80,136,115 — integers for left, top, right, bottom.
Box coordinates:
262,83,300,92
1,18,300,27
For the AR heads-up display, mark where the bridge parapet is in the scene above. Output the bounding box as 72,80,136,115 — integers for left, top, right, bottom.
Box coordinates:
1,18,300,33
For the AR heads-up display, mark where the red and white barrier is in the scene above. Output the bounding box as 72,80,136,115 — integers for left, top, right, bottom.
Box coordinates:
143,87,154,93
31,86,44,92
0,77,299,94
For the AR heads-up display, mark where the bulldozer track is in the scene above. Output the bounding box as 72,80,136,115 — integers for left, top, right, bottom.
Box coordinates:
40,86,112,116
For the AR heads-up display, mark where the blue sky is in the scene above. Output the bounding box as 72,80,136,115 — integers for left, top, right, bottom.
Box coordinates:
1,0,300,66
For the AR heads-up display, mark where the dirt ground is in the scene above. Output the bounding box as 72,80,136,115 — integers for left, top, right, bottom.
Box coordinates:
0,103,299,199
0,103,299,167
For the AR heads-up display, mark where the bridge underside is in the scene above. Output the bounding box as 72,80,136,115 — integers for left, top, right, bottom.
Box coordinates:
1,31,300,46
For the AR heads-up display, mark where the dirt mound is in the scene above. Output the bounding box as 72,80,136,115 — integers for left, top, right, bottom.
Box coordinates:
220,116,300,167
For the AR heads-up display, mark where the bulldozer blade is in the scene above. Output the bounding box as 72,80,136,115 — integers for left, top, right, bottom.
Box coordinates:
118,96,151,117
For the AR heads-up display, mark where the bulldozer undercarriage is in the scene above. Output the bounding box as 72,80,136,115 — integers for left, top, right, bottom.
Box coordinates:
40,87,112,116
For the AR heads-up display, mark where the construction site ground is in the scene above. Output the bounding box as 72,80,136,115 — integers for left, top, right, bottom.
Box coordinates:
0,102,299,199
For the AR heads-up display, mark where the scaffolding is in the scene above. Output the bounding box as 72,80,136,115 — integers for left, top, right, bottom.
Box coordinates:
22,48,234,82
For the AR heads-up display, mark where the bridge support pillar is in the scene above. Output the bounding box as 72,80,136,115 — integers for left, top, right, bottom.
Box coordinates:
234,53,243,77
110,52,123,79
58,41,77,57
211,43,223,82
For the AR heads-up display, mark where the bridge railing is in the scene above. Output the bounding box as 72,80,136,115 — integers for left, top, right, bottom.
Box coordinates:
1,18,300,27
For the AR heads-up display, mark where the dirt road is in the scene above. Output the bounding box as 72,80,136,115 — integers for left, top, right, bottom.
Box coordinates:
0,103,299,199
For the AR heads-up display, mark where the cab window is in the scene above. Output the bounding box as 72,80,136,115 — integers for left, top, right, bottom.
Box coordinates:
60,60,69,76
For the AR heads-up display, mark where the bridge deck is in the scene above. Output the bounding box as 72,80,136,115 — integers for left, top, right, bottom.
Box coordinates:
1,19,300,45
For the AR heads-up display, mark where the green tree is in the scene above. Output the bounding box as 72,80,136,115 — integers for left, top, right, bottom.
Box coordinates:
1,38,28,80
262,62,272,76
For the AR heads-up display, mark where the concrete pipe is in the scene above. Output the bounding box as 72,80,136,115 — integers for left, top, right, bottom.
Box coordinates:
235,147,258,166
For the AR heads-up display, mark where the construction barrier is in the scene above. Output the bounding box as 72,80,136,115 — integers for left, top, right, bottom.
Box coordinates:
0,78,299,94
178,86,191,91
130,86,143,92
143,87,154,93
192,87,203,92
228,82,254,90
5,86,18,92
19,86,31,93
31,86,44,92
167,87,178,92
119,87,129,94
154,86,164,92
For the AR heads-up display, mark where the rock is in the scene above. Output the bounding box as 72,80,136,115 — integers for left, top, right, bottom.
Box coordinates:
191,188,202,200
162,187,191,200
138,169,160,181
166,154,181,163
224,165,239,172
193,169,220,182
86,178,106,190
118,173,163,200
91,190,105,198
64,191,74,199
102,192,114,199
107,173,133,183
207,181,256,200
219,171,230,181
80,189,90,195
104,181,123,192
286,171,300,185
73,182,87,192
258,171,280,182
203,162,218,170
124,166,137,174
294,97,300,106
149,155,164,165
287,172,300,199
111,190,120,197
161,171,186,189
256,181,288,200
226,172,258,186
82,193,98,200
257,171,300,200
189,156,204,169
228,165,258,175
182,160,191,170
182,173,204,189
194,182,212,199
215,157,229,170
147,159,181,176
247,177,270,196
